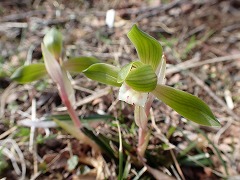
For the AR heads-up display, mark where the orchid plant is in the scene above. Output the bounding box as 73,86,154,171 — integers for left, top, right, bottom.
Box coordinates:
11,25,220,158
80,24,221,156
11,28,100,150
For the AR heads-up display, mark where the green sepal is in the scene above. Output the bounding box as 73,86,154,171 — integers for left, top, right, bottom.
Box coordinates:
11,63,47,83
125,64,157,92
127,24,163,70
43,28,63,59
152,85,221,126
83,63,121,87
63,56,100,73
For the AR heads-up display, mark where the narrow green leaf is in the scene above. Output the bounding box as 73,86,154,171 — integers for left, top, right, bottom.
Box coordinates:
11,63,47,83
46,114,112,123
83,63,121,87
122,156,131,180
127,24,163,70
43,28,63,59
81,127,116,159
117,121,123,180
125,64,157,92
152,85,220,126
179,153,212,167
63,56,100,73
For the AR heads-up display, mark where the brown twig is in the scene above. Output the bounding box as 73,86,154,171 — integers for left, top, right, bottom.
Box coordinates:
0,126,17,140
0,22,28,29
139,156,176,180
56,87,111,111
188,72,239,122
170,149,185,180
166,53,240,75
133,0,185,23
0,83,17,119
1,10,47,22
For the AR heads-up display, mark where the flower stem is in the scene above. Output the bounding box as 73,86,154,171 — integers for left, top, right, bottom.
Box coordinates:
59,91,100,151
135,108,151,157
135,94,155,157
62,95,82,128
138,127,150,157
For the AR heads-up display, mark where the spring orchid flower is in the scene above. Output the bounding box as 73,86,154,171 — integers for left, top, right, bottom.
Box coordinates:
115,24,220,156
117,55,166,155
118,55,166,108
82,24,220,133
116,25,220,127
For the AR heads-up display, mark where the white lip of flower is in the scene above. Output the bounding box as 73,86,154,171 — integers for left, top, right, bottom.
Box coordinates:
118,83,148,107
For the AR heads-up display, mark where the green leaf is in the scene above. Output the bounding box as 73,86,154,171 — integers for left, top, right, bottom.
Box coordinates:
125,64,157,92
14,127,30,137
11,63,47,83
152,85,220,126
46,114,112,123
63,56,100,73
81,127,116,159
179,153,212,167
83,63,121,87
122,156,131,180
127,24,163,70
43,28,63,59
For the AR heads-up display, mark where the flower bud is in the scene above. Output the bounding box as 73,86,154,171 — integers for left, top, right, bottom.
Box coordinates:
43,28,63,60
